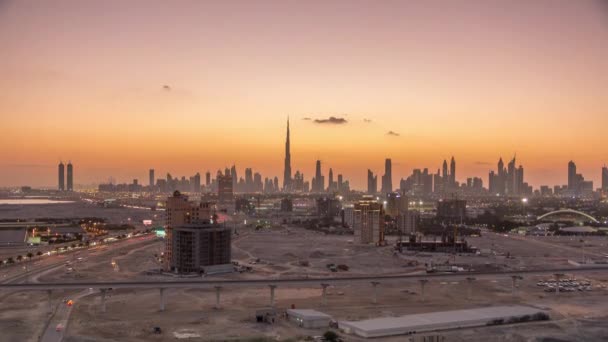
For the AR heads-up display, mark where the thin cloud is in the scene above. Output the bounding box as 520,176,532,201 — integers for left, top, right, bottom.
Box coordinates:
474,161,492,166
313,116,347,125
302,117,312,121
162,85,171,91
363,118,372,123
386,131,400,136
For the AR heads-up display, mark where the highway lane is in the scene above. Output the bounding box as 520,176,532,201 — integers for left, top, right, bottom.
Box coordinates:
0,234,156,285
40,289,93,342
1,265,607,290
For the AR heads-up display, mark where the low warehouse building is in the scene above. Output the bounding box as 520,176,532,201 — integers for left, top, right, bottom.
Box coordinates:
338,305,546,338
286,309,332,329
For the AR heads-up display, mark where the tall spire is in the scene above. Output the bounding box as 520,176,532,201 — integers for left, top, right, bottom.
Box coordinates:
283,117,292,191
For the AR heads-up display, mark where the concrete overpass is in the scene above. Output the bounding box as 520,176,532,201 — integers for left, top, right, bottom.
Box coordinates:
2,265,607,313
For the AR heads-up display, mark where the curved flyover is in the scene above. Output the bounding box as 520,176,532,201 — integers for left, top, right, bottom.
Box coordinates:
537,209,599,223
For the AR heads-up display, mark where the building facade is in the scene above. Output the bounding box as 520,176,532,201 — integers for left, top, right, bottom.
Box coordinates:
164,191,216,271
168,222,231,274
217,172,234,204
66,162,73,191
58,162,65,191
353,196,385,245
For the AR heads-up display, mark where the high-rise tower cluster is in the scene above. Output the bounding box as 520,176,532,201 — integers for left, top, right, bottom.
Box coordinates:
58,161,73,191
488,156,531,196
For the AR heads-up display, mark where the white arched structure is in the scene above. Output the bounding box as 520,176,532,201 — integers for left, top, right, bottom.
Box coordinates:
537,209,599,223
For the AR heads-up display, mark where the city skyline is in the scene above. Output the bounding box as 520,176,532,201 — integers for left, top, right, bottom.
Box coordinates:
1,1,608,188
2,2,608,341
5,119,608,190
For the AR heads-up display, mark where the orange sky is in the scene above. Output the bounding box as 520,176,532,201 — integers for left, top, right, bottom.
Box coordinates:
0,1,607,188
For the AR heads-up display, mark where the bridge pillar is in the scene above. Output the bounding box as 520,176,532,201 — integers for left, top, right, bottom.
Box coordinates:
466,277,476,300
214,286,222,309
371,281,380,304
511,275,523,295
269,285,277,307
100,289,107,313
419,279,429,302
320,283,329,306
159,288,166,312
47,289,53,314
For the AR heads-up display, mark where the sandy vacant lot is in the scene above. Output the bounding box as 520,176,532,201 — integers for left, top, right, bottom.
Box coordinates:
1,223,608,341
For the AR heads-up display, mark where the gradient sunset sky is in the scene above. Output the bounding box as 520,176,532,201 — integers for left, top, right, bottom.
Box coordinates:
1,0,607,189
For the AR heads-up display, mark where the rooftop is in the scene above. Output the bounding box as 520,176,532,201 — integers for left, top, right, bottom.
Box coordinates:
286,309,332,320
339,305,545,337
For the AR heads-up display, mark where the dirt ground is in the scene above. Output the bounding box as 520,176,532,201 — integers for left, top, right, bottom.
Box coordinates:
2,224,608,341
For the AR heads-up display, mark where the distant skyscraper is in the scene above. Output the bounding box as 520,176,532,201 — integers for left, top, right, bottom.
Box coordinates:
193,172,201,192
231,165,237,191
367,169,377,194
58,162,65,191
507,156,516,195
489,157,507,195
328,168,334,192
66,162,73,191
218,172,233,203
498,158,504,176
283,118,292,191
430,169,439,193
567,161,590,196
245,168,253,192
568,160,577,191
253,172,263,192
311,160,324,192
602,165,608,191
293,171,304,192
381,158,393,194
205,171,211,186
450,156,456,186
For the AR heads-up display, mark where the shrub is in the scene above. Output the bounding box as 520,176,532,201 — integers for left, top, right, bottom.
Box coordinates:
323,331,340,342
531,312,550,321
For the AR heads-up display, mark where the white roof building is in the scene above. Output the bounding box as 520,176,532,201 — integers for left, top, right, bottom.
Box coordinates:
339,305,546,338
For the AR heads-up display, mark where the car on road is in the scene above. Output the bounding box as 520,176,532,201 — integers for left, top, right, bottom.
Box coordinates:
56,324,64,332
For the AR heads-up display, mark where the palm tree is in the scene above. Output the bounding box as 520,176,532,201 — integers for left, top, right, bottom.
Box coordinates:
26,252,33,261
36,251,43,257
7,257,14,264
16,255,23,262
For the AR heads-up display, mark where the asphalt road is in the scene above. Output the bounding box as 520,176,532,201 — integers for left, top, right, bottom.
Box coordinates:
40,289,93,342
